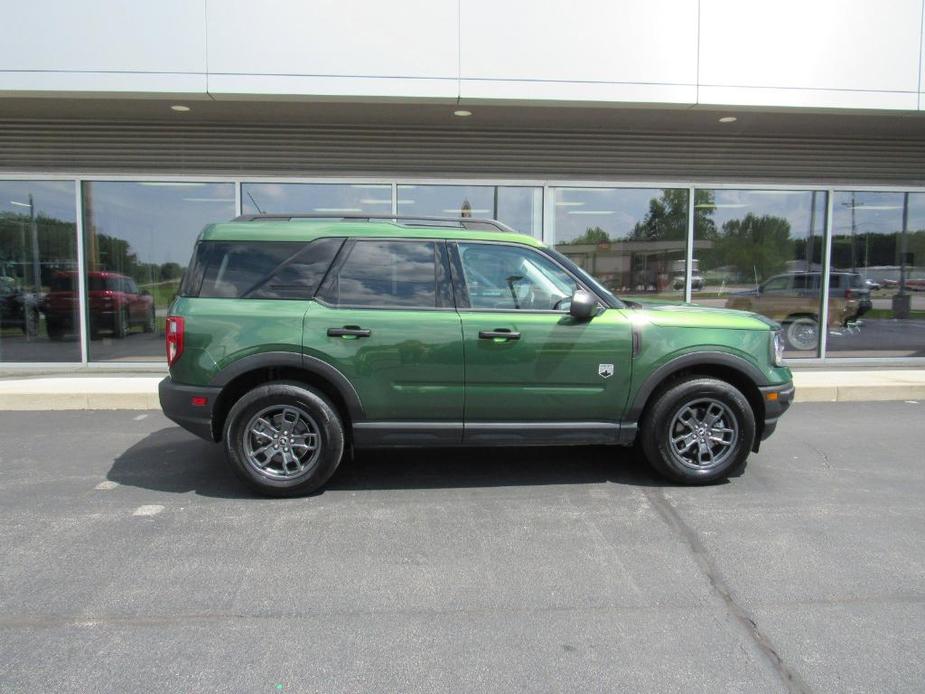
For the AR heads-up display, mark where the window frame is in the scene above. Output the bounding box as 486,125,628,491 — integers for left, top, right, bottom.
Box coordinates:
313,237,454,311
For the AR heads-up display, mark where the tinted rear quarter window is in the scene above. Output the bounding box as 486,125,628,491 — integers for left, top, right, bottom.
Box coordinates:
318,240,437,307
185,238,343,299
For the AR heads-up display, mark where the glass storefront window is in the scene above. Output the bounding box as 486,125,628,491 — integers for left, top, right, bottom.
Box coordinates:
396,185,542,237
694,189,827,357
241,183,392,216
825,192,925,358
0,180,79,362
552,187,689,301
82,181,235,362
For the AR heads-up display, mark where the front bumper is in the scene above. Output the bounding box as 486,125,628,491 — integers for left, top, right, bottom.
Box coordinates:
757,380,795,443
158,377,222,442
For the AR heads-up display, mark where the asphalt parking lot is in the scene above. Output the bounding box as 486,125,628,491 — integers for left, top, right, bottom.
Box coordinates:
1,402,923,693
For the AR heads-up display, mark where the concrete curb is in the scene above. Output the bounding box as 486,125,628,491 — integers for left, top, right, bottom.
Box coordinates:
0,371,923,410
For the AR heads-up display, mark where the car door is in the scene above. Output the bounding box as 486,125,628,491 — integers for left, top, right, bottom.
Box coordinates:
304,238,464,445
451,241,633,443
753,275,794,322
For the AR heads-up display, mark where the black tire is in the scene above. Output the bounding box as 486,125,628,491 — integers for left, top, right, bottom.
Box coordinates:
114,307,128,339
142,305,155,333
640,377,755,485
223,381,345,497
46,318,64,341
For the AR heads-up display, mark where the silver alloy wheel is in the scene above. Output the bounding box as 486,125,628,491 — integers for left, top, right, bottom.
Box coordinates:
786,317,818,352
243,405,321,480
668,398,739,471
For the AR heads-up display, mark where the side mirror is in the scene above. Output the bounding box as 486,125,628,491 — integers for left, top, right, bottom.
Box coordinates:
568,289,598,320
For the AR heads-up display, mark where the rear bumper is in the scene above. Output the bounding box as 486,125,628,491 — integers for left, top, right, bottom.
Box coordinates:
158,377,221,442
758,381,795,442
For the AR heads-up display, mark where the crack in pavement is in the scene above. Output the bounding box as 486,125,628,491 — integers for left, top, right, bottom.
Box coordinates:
643,487,812,694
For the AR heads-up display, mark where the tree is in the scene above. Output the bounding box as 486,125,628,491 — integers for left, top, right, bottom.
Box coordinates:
159,262,183,281
564,226,610,245
713,213,792,281
631,189,716,241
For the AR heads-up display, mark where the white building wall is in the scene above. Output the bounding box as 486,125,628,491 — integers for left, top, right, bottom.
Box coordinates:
1,0,924,112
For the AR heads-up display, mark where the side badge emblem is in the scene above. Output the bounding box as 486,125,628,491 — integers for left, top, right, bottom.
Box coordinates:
598,363,614,379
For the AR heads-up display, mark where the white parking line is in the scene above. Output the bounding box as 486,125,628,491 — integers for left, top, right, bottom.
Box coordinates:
905,401,920,405
133,414,148,421
94,481,119,490
132,504,164,517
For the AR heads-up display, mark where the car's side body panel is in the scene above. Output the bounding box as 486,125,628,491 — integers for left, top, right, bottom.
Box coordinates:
302,301,465,423
167,296,307,386
459,308,634,423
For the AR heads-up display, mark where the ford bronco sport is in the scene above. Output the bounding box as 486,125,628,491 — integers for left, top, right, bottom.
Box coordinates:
159,214,794,497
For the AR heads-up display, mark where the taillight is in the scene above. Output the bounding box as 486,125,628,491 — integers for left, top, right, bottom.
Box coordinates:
845,289,854,300
166,316,184,366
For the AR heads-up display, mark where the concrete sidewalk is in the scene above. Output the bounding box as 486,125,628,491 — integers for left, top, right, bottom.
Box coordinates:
0,370,922,410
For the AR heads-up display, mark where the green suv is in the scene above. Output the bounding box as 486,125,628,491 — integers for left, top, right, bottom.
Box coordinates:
159,215,794,496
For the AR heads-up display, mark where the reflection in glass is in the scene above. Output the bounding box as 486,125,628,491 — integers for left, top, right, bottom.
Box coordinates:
553,187,689,301
695,190,827,357
241,183,391,215
82,181,235,361
825,192,925,357
397,185,542,237
458,242,577,310
0,180,79,362
319,240,436,307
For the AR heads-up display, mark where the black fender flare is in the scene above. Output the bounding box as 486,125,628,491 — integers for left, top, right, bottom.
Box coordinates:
208,351,365,421
625,351,767,423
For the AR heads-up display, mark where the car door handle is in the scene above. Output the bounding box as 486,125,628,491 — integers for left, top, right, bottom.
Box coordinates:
478,329,521,340
327,326,371,338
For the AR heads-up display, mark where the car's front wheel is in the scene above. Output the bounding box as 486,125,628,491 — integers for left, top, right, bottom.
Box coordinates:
783,316,818,352
224,382,345,497
640,377,755,485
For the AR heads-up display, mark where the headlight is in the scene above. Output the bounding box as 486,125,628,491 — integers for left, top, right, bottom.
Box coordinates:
770,330,785,367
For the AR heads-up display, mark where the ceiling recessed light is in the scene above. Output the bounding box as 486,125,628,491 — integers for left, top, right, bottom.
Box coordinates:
453,110,472,117
171,104,191,112
718,116,737,123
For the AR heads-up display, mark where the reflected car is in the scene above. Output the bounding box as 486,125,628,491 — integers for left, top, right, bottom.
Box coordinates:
725,271,871,351
672,271,705,291
42,271,156,340
0,276,40,337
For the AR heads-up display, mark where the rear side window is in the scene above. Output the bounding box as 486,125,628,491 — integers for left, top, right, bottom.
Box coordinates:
318,240,437,308
183,238,343,299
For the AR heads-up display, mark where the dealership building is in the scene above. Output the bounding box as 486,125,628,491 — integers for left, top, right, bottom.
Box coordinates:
1,0,924,368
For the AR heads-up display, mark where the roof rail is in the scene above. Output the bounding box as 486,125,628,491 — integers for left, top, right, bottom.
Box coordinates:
231,213,516,233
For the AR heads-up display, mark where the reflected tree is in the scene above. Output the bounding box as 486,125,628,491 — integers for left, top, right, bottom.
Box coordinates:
712,214,792,282
631,189,715,241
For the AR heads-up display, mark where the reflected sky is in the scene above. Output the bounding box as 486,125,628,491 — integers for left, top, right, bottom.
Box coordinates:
832,191,925,234
0,180,76,222
83,182,235,266
242,183,392,215
554,188,677,240
397,185,541,237
701,189,827,240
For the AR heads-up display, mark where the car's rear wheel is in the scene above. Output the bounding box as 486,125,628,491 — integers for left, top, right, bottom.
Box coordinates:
783,316,818,351
640,377,755,485
46,318,64,341
224,382,345,497
114,307,129,339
